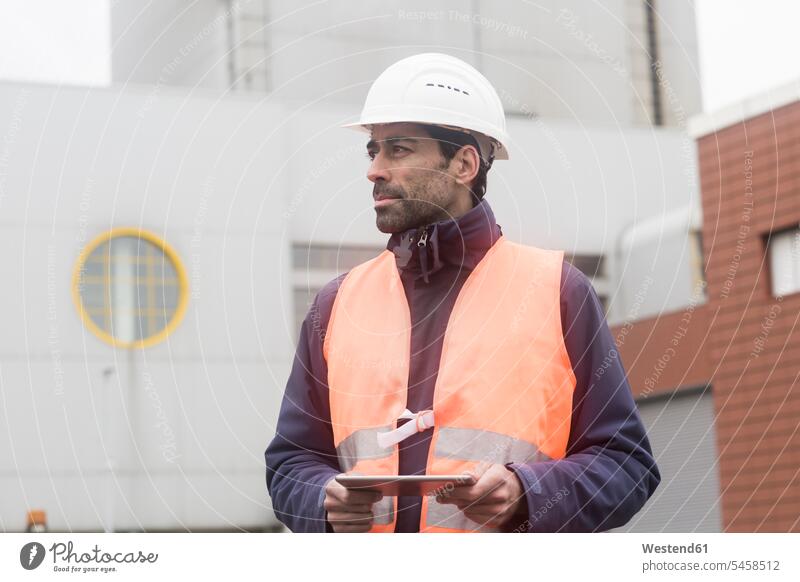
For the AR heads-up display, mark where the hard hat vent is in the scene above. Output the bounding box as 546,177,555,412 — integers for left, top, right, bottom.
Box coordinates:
341,52,510,160
425,82,470,96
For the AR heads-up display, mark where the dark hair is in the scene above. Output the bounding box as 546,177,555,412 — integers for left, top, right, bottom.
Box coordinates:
421,124,491,205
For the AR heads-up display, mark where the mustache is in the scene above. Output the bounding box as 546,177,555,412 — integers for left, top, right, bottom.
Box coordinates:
373,184,405,199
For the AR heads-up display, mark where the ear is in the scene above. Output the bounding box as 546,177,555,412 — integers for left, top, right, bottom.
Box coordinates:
453,145,480,188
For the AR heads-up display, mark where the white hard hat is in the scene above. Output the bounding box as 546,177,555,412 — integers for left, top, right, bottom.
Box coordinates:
342,52,510,163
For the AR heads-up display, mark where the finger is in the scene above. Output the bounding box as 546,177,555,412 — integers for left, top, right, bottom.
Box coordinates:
463,498,511,518
452,499,502,516
442,484,500,502
457,470,483,485
331,515,374,527
325,478,351,503
466,488,507,506
334,523,373,533
326,511,375,525
444,471,498,499
466,469,509,502
479,467,510,491
344,503,375,513
324,498,374,513
467,462,491,479
435,491,475,505
429,473,477,497
322,499,372,514
436,466,508,501
343,489,383,505
439,483,478,500
329,485,382,506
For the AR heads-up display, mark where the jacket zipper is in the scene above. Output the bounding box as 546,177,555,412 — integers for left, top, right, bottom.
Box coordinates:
417,226,429,248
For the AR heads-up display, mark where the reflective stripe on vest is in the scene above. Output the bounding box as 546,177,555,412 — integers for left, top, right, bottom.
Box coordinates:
324,236,576,533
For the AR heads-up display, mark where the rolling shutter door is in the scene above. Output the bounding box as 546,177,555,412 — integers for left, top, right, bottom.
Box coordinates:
619,386,722,532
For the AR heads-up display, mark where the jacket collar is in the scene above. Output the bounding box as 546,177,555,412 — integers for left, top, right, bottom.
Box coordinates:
386,198,503,282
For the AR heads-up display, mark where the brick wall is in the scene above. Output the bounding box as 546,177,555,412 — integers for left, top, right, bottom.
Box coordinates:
698,101,800,532
611,100,800,532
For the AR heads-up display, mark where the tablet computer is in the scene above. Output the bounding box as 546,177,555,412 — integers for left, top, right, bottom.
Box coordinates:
335,474,476,497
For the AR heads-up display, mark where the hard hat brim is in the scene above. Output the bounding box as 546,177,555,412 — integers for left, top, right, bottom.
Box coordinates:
340,120,510,161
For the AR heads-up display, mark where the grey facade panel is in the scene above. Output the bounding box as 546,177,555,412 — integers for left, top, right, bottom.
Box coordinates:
620,387,722,532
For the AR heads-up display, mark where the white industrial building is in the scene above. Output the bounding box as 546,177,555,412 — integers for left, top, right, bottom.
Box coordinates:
0,0,708,532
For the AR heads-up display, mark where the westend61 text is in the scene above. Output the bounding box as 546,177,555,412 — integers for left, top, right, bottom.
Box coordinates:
642,543,708,554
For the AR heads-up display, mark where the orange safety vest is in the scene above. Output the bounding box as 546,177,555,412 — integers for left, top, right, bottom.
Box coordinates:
323,235,576,532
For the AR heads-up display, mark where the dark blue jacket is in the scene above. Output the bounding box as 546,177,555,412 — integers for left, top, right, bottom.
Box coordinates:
265,198,660,532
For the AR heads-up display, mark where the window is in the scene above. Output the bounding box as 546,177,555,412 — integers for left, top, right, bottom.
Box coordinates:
292,243,384,272
72,228,188,348
690,229,708,298
768,226,800,297
597,294,609,315
565,253,605,278
291,243,383,340
564,252,608,314
293,286,322,339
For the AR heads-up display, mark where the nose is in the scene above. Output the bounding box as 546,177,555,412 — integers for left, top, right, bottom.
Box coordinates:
367,154,391,184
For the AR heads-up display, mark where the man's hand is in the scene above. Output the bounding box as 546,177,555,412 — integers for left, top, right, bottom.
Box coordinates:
324,475,383,533
434,464,527,529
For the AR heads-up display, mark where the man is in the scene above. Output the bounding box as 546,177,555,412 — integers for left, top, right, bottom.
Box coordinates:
266,53,659,533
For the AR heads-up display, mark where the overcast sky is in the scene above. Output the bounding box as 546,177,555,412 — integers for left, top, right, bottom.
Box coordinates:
0,0,110,87
696,0,800,111
0,0,797,114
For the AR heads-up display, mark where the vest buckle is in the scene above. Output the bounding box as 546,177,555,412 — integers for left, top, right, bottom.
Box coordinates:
376,408,436,449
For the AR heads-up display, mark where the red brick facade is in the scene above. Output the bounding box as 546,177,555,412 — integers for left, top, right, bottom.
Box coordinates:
612,100,800,532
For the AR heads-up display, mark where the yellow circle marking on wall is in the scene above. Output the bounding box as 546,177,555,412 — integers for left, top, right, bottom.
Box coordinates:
71,227,189,349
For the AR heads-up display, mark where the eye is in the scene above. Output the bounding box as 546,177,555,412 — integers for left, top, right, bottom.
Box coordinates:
365,145,409,160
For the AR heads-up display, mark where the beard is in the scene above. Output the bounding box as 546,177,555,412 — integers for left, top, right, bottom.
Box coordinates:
373,171,456,233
